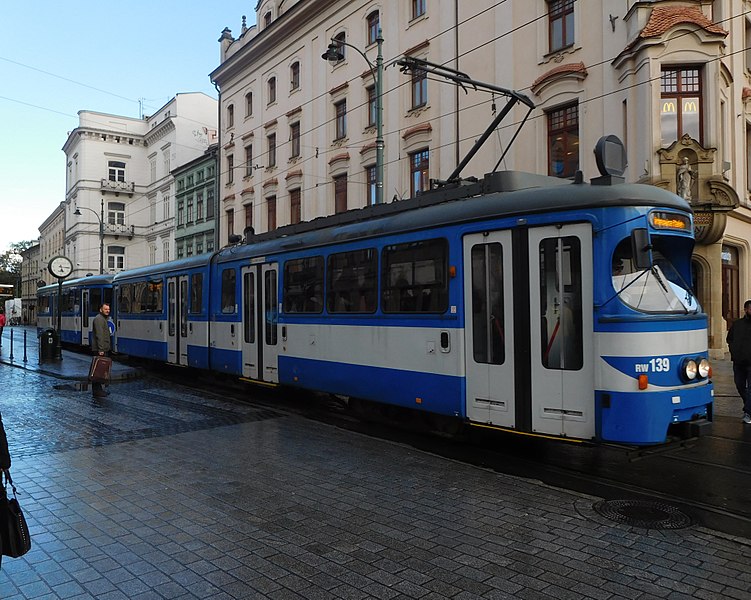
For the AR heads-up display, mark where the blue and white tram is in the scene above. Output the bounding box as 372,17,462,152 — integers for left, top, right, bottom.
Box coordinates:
113,254,211,367
37,275,114,347
107,169,712,445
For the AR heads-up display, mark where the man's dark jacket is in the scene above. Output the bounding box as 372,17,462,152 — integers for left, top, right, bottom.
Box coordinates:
727,315,751,365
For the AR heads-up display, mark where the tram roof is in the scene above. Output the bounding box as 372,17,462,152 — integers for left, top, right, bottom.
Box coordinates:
38,273,114,294
215,172,691,263
113,252,212,282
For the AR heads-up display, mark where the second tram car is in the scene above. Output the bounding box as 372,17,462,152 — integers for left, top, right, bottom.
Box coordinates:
37,275,114,347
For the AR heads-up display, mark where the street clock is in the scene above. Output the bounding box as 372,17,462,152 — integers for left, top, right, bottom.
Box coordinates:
48,256,73,279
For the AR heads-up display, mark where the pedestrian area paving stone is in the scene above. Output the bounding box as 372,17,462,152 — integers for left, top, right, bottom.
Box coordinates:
0,366,750,599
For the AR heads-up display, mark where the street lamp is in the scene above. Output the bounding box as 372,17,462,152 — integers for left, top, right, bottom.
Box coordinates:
74,198,105,274
322,28,384,205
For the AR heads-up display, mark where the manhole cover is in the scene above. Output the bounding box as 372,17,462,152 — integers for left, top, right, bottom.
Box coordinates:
593,499,693,529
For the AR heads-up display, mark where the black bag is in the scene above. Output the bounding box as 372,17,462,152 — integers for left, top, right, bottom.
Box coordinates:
0,471,31,558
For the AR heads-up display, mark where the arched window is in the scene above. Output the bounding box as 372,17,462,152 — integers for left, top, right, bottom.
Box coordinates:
367,11,379,45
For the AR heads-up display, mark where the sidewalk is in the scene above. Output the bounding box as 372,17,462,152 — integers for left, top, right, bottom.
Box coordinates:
0,325,142,382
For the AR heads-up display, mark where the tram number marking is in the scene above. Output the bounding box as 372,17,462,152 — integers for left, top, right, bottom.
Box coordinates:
635,358,670,373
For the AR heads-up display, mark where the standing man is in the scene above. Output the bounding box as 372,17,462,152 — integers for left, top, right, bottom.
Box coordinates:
726,299,751,424
91,303,112,398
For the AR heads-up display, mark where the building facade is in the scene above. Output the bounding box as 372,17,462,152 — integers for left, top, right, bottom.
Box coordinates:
209,0,751,358
38,203,65,281
61,93,217,278
19,243,40,324
173,144,220,260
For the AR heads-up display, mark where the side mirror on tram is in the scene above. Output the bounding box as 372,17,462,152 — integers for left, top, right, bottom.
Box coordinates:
631,228,653,270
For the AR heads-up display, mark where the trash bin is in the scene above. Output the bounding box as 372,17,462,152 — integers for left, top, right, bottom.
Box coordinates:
38,328,58,361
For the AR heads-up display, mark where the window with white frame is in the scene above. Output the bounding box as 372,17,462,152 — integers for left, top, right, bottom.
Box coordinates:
108,161,126,182
163,241,170,262
245,91,253,117
107,245,125,270
107,202,125,226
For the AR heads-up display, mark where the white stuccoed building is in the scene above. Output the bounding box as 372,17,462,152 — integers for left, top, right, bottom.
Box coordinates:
62,93,217,278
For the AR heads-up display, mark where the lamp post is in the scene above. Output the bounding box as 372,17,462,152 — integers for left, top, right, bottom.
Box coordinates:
74,198,105,274
322,29,384,205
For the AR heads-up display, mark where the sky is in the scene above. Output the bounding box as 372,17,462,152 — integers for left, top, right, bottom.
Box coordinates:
0,1,255,253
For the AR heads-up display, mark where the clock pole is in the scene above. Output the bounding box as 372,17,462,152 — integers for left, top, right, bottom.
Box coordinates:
56,277,63,360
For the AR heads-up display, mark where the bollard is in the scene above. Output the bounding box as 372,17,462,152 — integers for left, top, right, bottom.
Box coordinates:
9,329,14,362
23,329,27,363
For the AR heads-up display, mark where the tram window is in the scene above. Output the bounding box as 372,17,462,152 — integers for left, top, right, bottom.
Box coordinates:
243,272,255,343
221,269,237,313
327,249,377,313
265,269,278,345
39,295,49,313
89,289,102,313
190,273,203,314
62,291,76,313
284,256,324,313
539,236,583,370
381,239,448,313
118,284,133,313
612,236,698,313
471,243,505,365
103,288,113,307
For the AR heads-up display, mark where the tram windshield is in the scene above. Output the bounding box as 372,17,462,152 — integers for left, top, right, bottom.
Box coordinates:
611,237,698,314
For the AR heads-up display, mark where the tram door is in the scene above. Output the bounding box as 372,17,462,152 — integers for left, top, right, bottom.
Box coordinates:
167,275,189,365
241,263,279,383
528,224,594,439
81,289,90,346
463,231,516,427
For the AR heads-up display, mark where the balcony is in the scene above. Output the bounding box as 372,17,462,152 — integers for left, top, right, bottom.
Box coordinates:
100,179,135,194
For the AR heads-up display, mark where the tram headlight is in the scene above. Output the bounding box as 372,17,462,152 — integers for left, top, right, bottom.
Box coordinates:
698,358,711,379
681,358,698,381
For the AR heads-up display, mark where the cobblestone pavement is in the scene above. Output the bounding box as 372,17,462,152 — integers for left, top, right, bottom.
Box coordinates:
0,366,750,599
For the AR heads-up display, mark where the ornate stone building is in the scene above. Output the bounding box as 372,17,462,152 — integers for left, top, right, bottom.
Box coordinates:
210,0,750,357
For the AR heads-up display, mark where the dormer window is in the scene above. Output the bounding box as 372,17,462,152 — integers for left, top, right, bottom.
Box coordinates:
264,11,272,27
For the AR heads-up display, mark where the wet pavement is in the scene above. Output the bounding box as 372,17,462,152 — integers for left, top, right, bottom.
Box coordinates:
0,326,750,599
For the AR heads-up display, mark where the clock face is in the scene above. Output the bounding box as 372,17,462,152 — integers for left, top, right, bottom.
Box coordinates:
48,256,73,279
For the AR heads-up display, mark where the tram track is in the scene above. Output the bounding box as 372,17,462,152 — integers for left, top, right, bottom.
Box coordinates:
142,364,751,540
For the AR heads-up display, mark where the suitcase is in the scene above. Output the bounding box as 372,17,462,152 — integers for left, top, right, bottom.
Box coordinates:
88,356,112,384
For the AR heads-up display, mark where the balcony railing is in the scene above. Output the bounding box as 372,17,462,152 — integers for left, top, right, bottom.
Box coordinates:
100,179,135,193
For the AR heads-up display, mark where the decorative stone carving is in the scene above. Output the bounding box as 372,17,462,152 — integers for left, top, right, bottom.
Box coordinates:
656,135,739,244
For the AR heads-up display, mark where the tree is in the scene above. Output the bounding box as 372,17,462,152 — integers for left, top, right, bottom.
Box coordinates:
0,240,36,283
